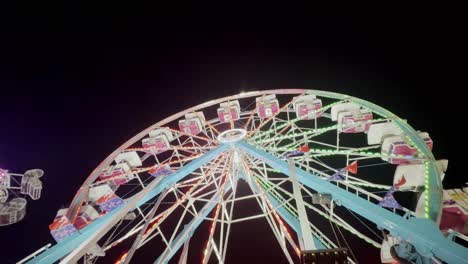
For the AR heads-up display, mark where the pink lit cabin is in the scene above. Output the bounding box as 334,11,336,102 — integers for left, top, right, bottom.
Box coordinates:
256,94,280,119
98,163,133,186
337,109,373,133
49,208,78,242
95,192,124,212
381,132,433,164
88,184,125,213
141,129,174,153
293,95,323,120
179,112,206,135
74,205,100,229
439,189,468,235
217,100,241,123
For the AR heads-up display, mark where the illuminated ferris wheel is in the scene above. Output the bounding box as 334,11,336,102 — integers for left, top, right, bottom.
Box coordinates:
21,89,468,264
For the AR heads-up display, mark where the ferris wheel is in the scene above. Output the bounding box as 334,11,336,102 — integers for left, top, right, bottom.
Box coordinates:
22,89,468,264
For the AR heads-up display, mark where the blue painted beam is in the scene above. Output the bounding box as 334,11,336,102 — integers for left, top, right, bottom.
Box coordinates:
236,141,468,263
27,144,228,264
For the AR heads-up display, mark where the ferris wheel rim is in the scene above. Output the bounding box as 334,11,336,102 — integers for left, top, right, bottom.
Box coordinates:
66,88,443,224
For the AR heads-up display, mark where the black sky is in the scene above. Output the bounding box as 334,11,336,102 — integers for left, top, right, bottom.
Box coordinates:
0,3,465,263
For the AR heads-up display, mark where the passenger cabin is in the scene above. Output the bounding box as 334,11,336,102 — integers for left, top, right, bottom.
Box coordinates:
178,112,206,135
217,100,241,123
416,187,468,235
49,208,78,242
98,151,143,186
88,184,125,213
0,198,27,226
256,94,279,119
367,122,402,145
393,160,448,192
381,132,433,164
20,177,42,200
331,102,373,133
115,151,142,167
142,128,174,153
293,95,323,120
331,102,360,121
439,188,468,235
98,162,133,186
74,205,100,229
337,109,373,133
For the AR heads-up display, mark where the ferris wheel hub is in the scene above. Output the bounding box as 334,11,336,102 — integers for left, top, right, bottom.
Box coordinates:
217,128,247,143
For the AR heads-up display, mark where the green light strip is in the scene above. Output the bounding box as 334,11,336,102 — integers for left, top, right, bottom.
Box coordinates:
261,146,426,161
424,161,430,219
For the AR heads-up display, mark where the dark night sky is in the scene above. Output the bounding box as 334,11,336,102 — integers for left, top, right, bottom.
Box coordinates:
0,3,465,263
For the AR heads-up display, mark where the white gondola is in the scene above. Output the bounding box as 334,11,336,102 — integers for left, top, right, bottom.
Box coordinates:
381,132,433,164
142,128,174,153
49,208,78,242
330,102,360,121
217,100,241,123
393,159,448,191
20,177,42,200
337,109,373,133
293,94,323,120
98,162,133,186
114,151,142,168
74,205,100,229
0,198,27,226
256,94,279,119
367,122,402,145
20,169,44,200
88,184,124,213
440,189,468,234
178,112,206,135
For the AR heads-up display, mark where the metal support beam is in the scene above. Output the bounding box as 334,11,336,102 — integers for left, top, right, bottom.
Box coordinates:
288,158,316,250
177,238,190,264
